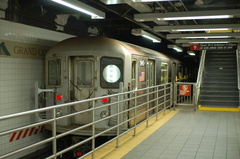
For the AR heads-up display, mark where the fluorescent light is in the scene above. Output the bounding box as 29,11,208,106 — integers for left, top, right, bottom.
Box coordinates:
191,41,229,44
188,52,195,56
176,38,240,44
132,29,161,43
168,45,183,52
158,15,232,21
173,28,230,32
142,35,161,43
184,36,230,39
51,0,105,19
154,24,240,32
133,0,177,2
135,9,240,22
173,47,183,52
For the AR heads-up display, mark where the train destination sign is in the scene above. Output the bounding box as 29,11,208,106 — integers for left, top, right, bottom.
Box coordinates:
190,43,237,50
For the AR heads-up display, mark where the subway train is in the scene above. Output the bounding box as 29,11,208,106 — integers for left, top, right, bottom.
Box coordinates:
40,36,190,157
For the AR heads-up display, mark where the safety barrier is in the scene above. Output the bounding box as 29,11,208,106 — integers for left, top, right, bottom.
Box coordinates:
0,83,173,159
174,82,197,110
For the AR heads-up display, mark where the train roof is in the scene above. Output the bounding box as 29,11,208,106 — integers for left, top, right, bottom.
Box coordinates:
46,36,176,61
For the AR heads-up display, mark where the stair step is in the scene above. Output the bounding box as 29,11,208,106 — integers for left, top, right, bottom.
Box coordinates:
199,96,239,101
206,58,236,62
202,82,238,87
199,100,239,107
201,87,238,92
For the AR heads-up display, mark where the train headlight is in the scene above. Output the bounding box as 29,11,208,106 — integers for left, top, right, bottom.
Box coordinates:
56,108,62,116
100,111,108,118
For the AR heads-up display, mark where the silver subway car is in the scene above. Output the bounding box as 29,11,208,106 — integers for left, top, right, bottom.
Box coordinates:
44,36,183,133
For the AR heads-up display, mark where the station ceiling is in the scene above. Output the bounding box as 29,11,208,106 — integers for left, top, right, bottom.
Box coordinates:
1,0,240,61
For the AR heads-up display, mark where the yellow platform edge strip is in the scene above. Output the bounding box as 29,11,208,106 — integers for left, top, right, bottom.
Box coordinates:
198,105,240,112
83,109,179,159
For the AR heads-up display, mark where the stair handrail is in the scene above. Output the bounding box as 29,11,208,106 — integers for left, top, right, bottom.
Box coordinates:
237,49,240,90
195,50,206,107
196,50,206,88
236,49,240,106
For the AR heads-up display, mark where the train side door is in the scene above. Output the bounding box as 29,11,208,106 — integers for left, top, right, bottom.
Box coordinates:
171,62,176,82
72,56,95,125
146,59,155,114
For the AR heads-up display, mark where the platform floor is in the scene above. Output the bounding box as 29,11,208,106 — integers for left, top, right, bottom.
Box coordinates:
84,108,240,159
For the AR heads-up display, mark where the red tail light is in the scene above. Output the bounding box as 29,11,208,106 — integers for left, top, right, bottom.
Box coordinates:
101,97,109,103
76,152,83,156
55,94,62,101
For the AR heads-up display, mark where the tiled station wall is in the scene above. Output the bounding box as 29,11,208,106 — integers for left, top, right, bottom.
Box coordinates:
0,19,74,158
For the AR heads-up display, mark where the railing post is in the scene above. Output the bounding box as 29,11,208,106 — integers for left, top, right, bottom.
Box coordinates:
146,87,149,128
52,108,57,159
194,83,197,111
170,83,173,111
164,84,166,115
156,86,159,121
116,95,120,148
133,91,137,136
92,100,95,159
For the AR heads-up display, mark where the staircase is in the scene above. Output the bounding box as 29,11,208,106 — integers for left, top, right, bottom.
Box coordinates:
198,50,239,108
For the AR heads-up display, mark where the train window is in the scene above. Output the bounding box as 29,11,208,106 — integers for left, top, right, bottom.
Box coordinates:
161,63,168,84
48,59,61,86
100,57,123,88
76,61,93,86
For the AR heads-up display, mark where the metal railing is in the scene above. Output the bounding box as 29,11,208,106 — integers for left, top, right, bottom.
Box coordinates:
195,50,206,107
0,83,173,159
236,49,240,106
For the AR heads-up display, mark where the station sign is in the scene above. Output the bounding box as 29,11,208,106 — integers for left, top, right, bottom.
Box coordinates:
200,43,237,50
0,40,49,59
179,85,191,96
190,43,237,51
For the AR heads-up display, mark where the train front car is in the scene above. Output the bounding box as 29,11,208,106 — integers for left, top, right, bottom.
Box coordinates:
44,37,133,134
42,36,183,157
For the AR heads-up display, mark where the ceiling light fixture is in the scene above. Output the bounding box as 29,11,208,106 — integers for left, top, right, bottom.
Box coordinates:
133,0,177,2
175,38,240,44
173,28,230,32
166,33,240,39
135,9,240,22
51,0,105,19
131,29,161,43
168,45,183,52
153,24,240,32
188,51,195,56
158,15,232,21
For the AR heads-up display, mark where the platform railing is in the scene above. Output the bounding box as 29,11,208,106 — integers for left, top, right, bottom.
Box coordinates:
0,83,173,159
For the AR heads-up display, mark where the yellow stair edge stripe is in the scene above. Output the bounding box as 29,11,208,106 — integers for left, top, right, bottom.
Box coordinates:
83,109,179,159
198,105,240,112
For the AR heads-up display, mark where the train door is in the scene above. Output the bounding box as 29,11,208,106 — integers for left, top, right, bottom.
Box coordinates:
171,62,177,82
146,59,155,114
71,56,95,125
129,57,148,127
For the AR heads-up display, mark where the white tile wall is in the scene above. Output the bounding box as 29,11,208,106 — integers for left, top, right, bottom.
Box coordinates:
0,19,74,158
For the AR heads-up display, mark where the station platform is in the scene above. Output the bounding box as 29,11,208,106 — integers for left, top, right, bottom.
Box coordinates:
84,107,240,159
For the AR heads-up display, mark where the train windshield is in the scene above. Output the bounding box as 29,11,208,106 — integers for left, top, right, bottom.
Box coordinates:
100,57,123,88
76,61,94,86
48,58,61,86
